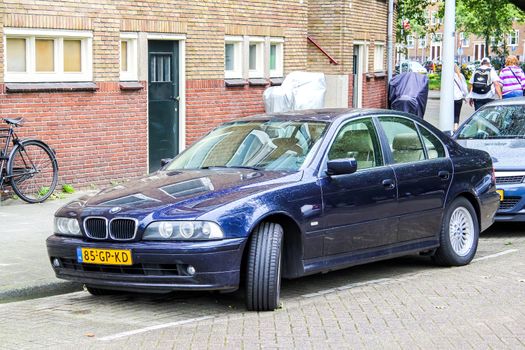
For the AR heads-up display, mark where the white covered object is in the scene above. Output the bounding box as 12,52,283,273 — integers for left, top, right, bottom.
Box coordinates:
263,71,326,113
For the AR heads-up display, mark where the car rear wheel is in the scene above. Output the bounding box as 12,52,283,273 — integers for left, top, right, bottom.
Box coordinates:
432,197,479,266
245,222,283,311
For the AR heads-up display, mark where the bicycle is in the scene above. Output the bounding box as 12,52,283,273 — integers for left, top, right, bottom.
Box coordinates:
0,118,58,203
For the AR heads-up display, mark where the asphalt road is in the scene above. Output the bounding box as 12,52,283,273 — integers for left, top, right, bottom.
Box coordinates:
0,223,523,349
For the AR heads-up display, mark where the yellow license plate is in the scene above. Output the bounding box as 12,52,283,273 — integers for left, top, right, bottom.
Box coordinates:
77,247,132,265
496,189,504,201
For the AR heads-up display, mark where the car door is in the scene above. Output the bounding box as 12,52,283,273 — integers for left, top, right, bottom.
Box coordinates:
320,117,398,256
377,116,453,242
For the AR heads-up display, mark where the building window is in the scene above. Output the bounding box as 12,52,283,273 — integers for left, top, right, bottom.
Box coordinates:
225,36,284,80
225,36,243,79
459,32,469,47
432,33,443,43
269,38,284,78
374,43,385,71
419,36,427,48
508,30,519,47
4,28,92,83
406,35,415,48
120,33,138,81
248,37,264,78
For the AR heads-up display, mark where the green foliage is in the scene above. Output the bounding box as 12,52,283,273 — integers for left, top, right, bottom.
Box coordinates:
62,184,75,194
38,186,50,197
396,0,433,51
428,73,441,90
456,0,525,57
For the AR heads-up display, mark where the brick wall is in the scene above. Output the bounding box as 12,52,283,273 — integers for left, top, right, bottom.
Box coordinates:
0,83,148,187
186,80,266,145
362,76,388,109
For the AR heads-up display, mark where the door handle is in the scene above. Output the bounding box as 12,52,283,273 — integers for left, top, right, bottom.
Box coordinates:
382,179,395,190
438,170,450,180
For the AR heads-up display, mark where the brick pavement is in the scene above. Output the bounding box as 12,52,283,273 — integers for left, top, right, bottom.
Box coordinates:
0,224,523,349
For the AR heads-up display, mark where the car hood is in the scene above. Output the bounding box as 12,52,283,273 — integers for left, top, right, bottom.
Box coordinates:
76,169,302,217
456,139,525,171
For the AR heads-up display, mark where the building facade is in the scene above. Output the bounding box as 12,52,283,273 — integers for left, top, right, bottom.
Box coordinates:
0,0,389,187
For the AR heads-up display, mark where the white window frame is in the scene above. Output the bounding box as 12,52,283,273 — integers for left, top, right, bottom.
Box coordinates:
406,35,415,49
508,29,519,47
460,32,470,47
419,36,427,48
248,36,265,78
269,37,284,78
225,36,243,79
432,33,443,43
120,33,138,81
374,42,385,71
4,28,92,83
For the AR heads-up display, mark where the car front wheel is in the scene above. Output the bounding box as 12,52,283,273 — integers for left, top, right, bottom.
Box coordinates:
245,222,283,311
432,197,479,266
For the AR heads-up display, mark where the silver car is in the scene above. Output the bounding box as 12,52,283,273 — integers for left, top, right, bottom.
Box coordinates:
454,98,525,222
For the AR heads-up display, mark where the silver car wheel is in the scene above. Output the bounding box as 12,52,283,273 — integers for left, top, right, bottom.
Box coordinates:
449,206,475,257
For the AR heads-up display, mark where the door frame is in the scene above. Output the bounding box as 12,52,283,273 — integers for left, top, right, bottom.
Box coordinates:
352,42,367,108
146,33,186,169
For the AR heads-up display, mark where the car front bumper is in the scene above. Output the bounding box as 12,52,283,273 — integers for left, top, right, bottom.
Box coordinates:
46,235,247,293
495,183,525,222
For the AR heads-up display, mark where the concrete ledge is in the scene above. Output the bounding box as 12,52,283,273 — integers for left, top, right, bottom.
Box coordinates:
5,82,98,93
119,81,144,91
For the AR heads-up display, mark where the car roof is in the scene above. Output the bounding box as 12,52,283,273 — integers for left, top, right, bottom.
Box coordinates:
239,108,401,123
483,97,525,107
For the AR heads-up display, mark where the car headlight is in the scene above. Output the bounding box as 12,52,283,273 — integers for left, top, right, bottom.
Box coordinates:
143,221,224,241
54,217,81,236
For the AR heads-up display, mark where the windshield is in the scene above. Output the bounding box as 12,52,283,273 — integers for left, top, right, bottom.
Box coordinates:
456,105,525,139
166,120,328,171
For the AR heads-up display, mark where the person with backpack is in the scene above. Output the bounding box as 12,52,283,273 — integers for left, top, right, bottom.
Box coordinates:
499,55,525,99
468,57,502,110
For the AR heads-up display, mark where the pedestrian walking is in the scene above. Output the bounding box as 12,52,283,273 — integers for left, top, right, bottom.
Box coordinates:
468,57,502,110
453,64,469,131
499,55,525,99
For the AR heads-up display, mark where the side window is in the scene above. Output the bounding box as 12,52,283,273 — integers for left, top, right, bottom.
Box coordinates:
327,118,383,170
419,126,446,159
378,117,425,164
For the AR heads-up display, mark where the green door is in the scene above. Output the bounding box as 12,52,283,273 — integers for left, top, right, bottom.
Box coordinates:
148,40,179,172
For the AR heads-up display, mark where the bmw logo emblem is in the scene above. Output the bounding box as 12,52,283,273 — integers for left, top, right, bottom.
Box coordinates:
109,206,122,214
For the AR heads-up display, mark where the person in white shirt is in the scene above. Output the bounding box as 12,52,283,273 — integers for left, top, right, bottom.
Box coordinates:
468,57,502,110
453,64,469,131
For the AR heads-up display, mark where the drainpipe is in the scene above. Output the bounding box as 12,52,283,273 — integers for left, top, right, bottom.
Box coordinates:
387,0,395,83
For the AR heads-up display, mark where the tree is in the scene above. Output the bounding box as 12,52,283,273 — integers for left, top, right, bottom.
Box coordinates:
456,0,525,57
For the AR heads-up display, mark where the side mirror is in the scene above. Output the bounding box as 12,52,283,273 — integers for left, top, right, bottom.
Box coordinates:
442,130,454,137
160,158,172,167
326,158,358,176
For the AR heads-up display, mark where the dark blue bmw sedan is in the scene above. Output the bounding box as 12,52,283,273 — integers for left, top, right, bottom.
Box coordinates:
47,109,499,311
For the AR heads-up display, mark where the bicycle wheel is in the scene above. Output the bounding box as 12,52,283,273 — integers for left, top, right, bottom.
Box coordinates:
7,140,58,203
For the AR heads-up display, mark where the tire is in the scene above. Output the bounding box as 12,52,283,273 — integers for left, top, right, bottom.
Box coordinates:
432,197,479,266
85,286,116,296
7,140,58,203
245,222,284,311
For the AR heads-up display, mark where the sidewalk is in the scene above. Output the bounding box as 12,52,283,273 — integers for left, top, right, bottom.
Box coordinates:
0,193,89,303
424,90,475,128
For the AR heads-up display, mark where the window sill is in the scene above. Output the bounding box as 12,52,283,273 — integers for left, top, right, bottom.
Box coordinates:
119,82,144,91
224,79,247,87
270,77,284,86
248,78,269,87
5,82,98,93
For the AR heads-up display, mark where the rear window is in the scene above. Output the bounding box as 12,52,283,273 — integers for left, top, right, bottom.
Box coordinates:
457,105,525,139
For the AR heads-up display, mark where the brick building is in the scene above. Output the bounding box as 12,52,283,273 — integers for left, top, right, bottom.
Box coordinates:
0,0,390,187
